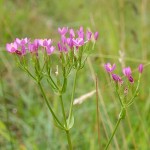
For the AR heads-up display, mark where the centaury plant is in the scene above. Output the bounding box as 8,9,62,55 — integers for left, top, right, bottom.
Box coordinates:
104,63,143,149
5,26,98,149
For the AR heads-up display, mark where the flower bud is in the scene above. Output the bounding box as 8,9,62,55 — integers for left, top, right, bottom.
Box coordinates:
138,64,143,73
94,32,99,40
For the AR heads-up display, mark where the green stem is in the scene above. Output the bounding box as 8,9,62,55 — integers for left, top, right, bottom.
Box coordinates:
59,95,67,128
49,75,59,90
38,82,64,129
126,74,141,107
115,84,124,107
66,130,73,150
60,89,73,149
116,88,124,107
105,118,122,150
25,68,36,80
68,70,78,121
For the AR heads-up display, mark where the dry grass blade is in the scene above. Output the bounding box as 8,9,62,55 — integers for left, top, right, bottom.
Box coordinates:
73,90,96,105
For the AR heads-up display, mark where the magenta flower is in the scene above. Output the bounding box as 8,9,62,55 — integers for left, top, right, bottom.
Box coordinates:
77,26,84,39
94,32,99,40
61,36,67,44
39,39,52,47
46,46,55,55
112,74,123,84
66,38,74,48
104,63,116,73
128,75,134,83
123,67,132,77
78,26,84,33
86,31,92,41
58,27,68,36
69,29,75,38
57,26,98,52
15,38,28,45
6,42,18,53
58,42,62,51
28,39,39,52
72,38,84,47
58,42,67,52
138,64,143,73
123,67,134,83
14,38,29,55
38,39,55,55
21,46,26,55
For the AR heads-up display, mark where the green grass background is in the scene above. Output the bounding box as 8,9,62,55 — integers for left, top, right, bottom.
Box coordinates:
0,0,150,149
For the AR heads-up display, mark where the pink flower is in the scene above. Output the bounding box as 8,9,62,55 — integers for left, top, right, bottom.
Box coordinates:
46,46,55,55
15,38,28,45
123,67,132,77
94,32,99,40
123,67,134,83
14,38,29,55
77,26,84,39
28,39,39,52
79,26,84,32
86,31,92,41
72,38,84,47
57,42,67,52
112,74,123,84
128,75,134,83
57,26,98,52
138,64,143,73
38,39,55,55
69,29,75,38
66,38,74,48
39,39,52,47
6,42,18,53
104,63,116,73
58,27,68,36
61,36,67,44
6,42,23,56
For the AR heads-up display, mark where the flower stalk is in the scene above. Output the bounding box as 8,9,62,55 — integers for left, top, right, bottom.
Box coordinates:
104,117,122,150
68,69,78,124
59,94,73,149
104,63,143,149
37,81,64,129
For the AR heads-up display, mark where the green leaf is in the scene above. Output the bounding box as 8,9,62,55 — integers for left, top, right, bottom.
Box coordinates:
61,78,67,93
67,115,74,130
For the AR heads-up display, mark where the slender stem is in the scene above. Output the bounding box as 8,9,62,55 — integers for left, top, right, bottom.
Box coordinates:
116,88,124,107
49,75,59,90
59,95,67,127
126,74,141,107
38,82,64,129
105,118,122,150
25,68,36,80
60,90,73,149
95,76,101,148
68,70,78,121
66,130,73,150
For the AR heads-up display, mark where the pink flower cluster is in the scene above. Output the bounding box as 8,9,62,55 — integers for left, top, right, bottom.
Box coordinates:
104,63,143,84
6,26,99,56
6,38,55,56
57,26,98,52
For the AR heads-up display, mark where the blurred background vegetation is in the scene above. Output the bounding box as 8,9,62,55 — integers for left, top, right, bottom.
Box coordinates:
0,0,150,149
